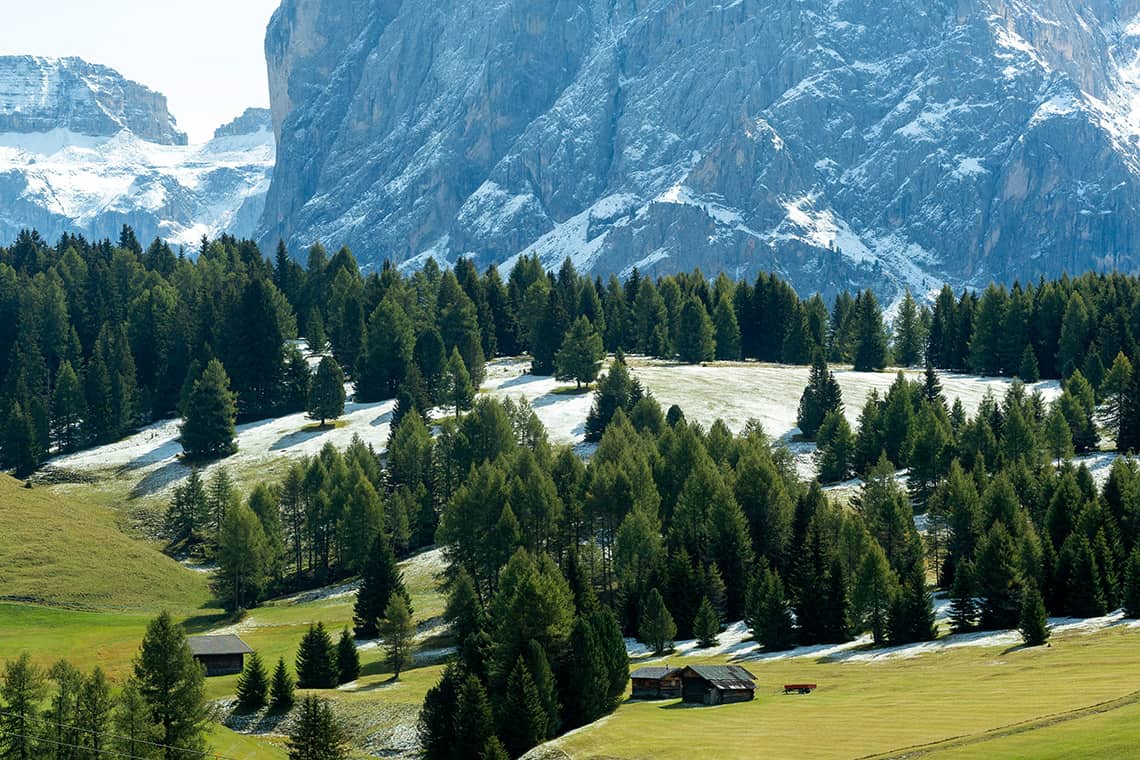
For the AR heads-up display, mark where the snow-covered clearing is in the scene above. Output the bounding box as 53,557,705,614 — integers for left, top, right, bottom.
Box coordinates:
625,611,1138,666
41,356,1074,501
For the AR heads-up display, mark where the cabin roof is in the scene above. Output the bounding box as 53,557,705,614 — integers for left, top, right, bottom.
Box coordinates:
187,634,254,657
630,666,675,680
681,665,756,690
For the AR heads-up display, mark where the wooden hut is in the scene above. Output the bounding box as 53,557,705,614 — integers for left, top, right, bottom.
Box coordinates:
629,666,682,700
678,665,756,705
187,634,254,676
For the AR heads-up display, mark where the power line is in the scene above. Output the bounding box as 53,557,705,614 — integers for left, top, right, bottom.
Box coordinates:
1,730,150,760
0,710,242,760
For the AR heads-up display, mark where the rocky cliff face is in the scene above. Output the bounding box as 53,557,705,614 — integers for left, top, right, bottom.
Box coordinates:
0,58,274,246
261,0,1140,295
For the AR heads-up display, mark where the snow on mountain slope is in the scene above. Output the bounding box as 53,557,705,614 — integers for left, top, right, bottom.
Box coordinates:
261,0,1140,296
0,56,274,246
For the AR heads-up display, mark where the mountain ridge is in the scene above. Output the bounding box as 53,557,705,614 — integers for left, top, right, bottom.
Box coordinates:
259,0,1140,297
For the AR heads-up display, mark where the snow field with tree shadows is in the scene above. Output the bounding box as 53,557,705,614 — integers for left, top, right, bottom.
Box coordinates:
41,355,1063,504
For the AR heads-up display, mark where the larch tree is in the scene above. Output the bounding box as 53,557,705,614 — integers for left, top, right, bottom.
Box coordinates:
380,594,415,679
440,347,475,419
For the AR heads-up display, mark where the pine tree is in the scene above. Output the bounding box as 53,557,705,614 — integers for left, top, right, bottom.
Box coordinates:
1103,352,1134,444
454,676,496,756
525,640,561,738
590,608,630,709
816,411,855,483
354,533,411,638
893,290,925,366
380,594,415,679
236,651,269,709
215,501,270,612
564,616,609,728
948,560,978,634
852,542,896,645
676,296,716,363
179,359,237,460
693,596,721,647
797,352,844,440
499,657,547,758
584,353,642,441
441,347,475,419
1018,345,1040,382
271,657,295,710
1018,585,1050,646
112,678,155,760
295,623,338,689
853,290,889,372
1124,549,1140,618
555,316,605,389
307,355,346,426
336,628,360,684
287,695,348,760
51,359,85,452
713,294,742,360
133,611,210,757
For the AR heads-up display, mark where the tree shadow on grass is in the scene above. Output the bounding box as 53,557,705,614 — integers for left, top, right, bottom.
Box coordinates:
270,425,332,452
128,459,190,499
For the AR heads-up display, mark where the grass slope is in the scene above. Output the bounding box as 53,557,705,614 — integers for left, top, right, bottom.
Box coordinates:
0,474,209,610
545,626,1140,760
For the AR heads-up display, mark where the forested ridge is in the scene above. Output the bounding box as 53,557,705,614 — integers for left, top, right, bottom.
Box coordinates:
4,225,1140,759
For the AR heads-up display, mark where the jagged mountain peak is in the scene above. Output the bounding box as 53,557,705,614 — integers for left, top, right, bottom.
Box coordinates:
0,55,187,146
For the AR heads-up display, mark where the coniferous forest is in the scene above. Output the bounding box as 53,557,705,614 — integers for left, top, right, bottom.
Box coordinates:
3,226,1140,758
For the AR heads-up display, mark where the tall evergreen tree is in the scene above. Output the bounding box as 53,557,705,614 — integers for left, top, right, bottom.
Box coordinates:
236,651,269,709
215,501,270,612
179,359,237,460
948,560,978,634
555,316,605,389
133,612,210,759
499,657,547,758
713,294,742,360
271,657,295,710
1018,585,1050,646
50,359,85,452
853,290,889,371
295,623,338,689
693,596,721,647
676,296,716,363
380,595,415,679
0,653,46,760
797,352,843,440
354,534,411,638
307,355,346,426
287,696,348,760
892,290,925,366
638,588,676,655
441,347,475,420
336,628,360,684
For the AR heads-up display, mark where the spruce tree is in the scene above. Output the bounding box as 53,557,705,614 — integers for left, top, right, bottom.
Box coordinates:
798,351,844,440
271,657,295,710
713,294,742,360
380,594,415,679
179,359,237,460
584,353,642,441
236,651,269,709
554,316,605,389
816,411,854,482
133,611,210,757
51,359,85,452
1123,549,1140,618
499,657,547,758
418,666,462,760
892,290,924,366
454,676,496,757
354,533,411,639
295,623,338,689
638,588,677,655
336,628,359,684
1018,586,1050,646
590,608,629,709
676,296,716,363
693,596,721,647
307,355,346,426
441,347,475,419
948,560,978,634
287,695,348,760
564,616,608,728
1118,355,1140,452
1018,345,1040,382
853,290,889,372
525,640,561,738
887,557,936,645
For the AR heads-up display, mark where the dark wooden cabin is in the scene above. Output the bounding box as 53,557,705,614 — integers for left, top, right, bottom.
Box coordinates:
187,634,254,676
629,666,682,700
679,665,757,705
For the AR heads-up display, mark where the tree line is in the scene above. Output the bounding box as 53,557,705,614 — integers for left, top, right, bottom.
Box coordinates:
6,223,1139,476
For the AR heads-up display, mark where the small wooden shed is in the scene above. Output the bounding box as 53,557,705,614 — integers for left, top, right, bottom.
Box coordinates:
679,665,757,705
629,666,682,700
187,634,254,676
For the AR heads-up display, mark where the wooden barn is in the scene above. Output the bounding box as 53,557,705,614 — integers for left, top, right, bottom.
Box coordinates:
629,666,682,700
678,665,757,705
187,634,254,676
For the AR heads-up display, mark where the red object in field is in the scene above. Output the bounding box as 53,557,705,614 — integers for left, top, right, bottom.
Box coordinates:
783,684,817,694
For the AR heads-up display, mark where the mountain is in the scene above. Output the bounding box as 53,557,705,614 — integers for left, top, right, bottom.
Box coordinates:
0,57,274,247
260,0,1140,297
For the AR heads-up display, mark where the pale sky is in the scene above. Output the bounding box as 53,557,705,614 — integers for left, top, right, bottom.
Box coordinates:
1,0,282,143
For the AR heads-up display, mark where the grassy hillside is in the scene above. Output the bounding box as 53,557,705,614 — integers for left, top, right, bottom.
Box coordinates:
544,625,1140,760
0,474,210,610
